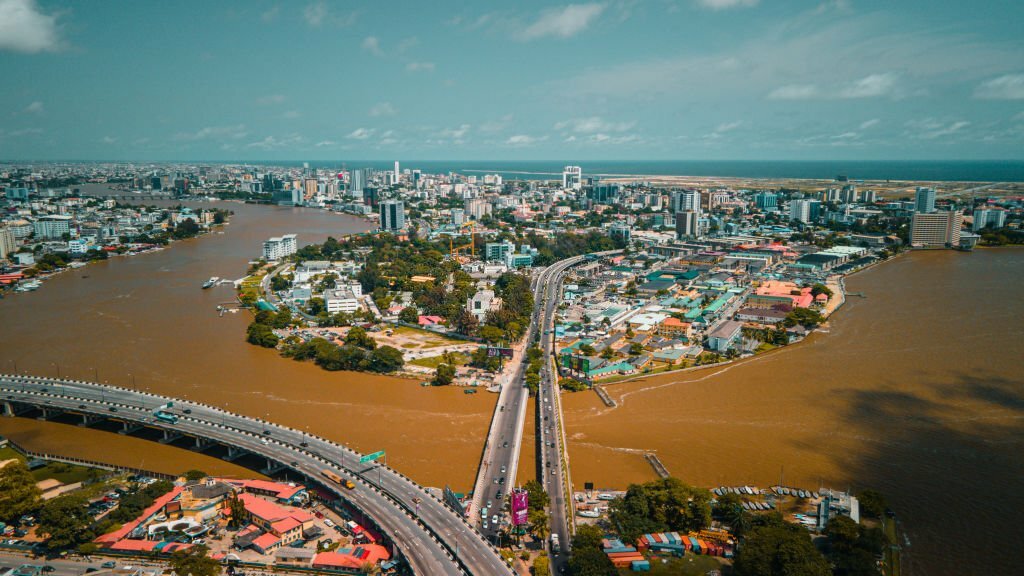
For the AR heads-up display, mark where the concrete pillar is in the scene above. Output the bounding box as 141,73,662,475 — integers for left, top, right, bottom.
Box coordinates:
225,446,245,461
2,402,12,417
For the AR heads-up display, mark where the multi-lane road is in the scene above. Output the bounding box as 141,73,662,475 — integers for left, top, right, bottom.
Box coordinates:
0,375,510,576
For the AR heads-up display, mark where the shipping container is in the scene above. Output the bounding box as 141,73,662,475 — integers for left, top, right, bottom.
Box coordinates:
631,560,651,572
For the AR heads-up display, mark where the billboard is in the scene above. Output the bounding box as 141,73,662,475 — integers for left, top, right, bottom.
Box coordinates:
560,353,590,374
487,347,514,358
443,485,466,517
511,489,529,526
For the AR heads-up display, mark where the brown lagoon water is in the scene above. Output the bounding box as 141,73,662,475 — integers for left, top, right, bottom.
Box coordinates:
2,195,1021,574
563,248,1024,575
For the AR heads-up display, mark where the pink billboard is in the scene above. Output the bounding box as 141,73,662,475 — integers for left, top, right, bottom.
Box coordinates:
511,489,529,526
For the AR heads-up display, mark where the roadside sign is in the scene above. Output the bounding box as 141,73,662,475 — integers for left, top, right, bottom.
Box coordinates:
360,450,386,464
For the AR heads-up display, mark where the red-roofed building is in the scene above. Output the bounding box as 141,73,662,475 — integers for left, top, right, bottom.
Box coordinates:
94,486,184,547
417,315,444,326
312,545,391,570
236,493,313,554
658,317,693,340
221,478,307,503
749,281,814,309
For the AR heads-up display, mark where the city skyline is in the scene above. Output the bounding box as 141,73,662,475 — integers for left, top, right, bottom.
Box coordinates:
1,0,1023,161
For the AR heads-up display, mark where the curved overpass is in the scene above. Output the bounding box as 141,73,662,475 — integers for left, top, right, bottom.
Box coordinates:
0,375,511,576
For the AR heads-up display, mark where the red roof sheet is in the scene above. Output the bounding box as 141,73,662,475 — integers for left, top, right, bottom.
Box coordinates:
223,478,305,501
110,540,158,552
252,532,281,550
313,545,390,569
94,486,184,545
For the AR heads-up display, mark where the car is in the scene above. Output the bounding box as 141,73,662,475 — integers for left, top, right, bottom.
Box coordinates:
493,478,499,484
183,408,192,414
500,466,506,473
260,438,269,445
324,519,335,528
101,561,117,569
495,490,503,500
108,407,118,412
78,404,87,409
498,477,505,485
551,468,556,475
491,515,499,525
502,441,509,448
85,569,99,574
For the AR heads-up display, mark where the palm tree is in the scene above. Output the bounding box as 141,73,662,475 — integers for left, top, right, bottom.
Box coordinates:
529,510,550,541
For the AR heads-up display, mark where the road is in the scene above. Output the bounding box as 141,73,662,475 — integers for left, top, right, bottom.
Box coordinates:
0,376,511,576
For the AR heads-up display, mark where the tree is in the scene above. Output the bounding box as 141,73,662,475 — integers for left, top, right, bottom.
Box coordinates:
224,491,245,528
433,363,456,386
528,509,550,541
38,494,94,550
479,325,505,344
452,309,479,336
533,553,551,576
523,480,550,512
732,515,830,576
578,344,596,356
169,545,221,576
399,306,420,324
172,218,201,239
600,347,614,360
569,525,616,576
857,489,887,519
628,342,644,356
0,460,41,523
245,322,278,348
368,345,404,373
810,283,833,298
345,326,377,350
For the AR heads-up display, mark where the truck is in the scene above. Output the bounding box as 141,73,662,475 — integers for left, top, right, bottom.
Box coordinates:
321,469,355,490
550,533,560,555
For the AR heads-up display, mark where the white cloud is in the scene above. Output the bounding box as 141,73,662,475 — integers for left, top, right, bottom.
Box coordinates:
347,128,374,140
441,124,471,140
768,84,819,100
480,115,513,133
0,0,62,53
100,136,117,144
974,74,1024,100
24,100,44,114
505,134,546,146
859,118,880,130
587,133,642,145
256,94,286,105
369,102,397,117
362,36,382,56
173,124,248,141
261,5,280,22
839,73,898,98
714,120,742,133
906,118,971,140
697,0,759,10
406,61,435,72
303,2,327,26
519,3,606,40
282,110,300,119
315,140,337,147
246,134,304,150
8,127,42,136
554,116,634,133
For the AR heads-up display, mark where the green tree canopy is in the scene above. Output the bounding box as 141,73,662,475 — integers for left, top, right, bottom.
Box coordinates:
0,460,42,523
169,545,221,576
38,494,94,550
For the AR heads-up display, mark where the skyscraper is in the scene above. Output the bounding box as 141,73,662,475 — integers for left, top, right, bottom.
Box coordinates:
972,208,1007,231
349,169,365,198
789,199,821,224
675,211,700,239
671,190,702,215
379,200,406,232
562,166,582,190
915,187,936,213
394,160,400,183
754,192,778,211
911,210,962,248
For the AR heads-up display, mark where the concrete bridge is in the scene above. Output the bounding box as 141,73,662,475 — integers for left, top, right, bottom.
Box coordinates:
0,375,511,576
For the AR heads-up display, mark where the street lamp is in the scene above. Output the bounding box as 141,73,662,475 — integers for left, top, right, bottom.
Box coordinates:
91,367,98,382
51,362,61,379
129,373,136,391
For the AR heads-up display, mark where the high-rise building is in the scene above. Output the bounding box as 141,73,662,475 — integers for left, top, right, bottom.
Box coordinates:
394,161,400,183
972,208,1007,231
589,183,620,204
450,208,465,226
0,226,16,260
485,240,515,262
754,192,778,211
32,215,72,239
562,166,582,190
262,234,298,260
379,200,406,232
675,210,700,239
671,190,702,215
466,197,491,219
789,199,821,224
609,224,631,244
349,169,365,198
303,178,318,201
915,187,936,213
911,210,962,248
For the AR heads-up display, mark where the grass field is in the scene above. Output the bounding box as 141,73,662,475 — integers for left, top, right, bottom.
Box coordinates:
409,352,470,369
1,446,100,485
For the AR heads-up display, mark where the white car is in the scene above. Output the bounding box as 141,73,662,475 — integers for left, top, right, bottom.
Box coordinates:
324,519,335,528
491,515,499,525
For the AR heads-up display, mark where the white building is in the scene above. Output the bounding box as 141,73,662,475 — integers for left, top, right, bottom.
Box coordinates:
467,289,498,322
562,166,582,190
914,187,936,214
973,209,1007,231
0,227,16,260
262,233,298,261
32,215,72,239
325,288,361,314
910,210,962,249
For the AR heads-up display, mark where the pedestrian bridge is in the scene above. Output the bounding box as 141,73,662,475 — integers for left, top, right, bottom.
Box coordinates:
0,374,511,576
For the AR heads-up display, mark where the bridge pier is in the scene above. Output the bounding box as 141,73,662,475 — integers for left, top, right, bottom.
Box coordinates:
224,446,246,462
261,458,285,476
1,401,29,417
36,407,64,421
118,421,144,435
78,413,104,427
158,430,183,444
190,437,214,452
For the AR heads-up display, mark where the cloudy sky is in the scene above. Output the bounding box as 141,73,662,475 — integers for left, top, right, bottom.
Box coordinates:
1,0,1022,161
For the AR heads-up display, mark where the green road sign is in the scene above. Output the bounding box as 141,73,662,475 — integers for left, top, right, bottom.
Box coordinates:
360,450,386,464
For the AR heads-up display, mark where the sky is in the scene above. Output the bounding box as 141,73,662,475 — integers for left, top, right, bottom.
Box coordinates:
1,0,1023,162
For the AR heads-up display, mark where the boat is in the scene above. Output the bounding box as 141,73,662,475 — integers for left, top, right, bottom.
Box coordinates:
576,510,600,518
597,493,615,501
201,276,219,289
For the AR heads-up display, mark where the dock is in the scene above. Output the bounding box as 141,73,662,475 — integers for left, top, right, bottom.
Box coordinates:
644,453,670,479
593,385,616,407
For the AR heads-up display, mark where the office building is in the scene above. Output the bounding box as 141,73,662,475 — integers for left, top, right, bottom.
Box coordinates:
262,234,298,260
609,224,631,244
394,161,400,183
789,199,821,224
972,209,1006,232
485,240,515,262
379,200,406,232
671,190,702,215
303,178,318,201
450,208,465,227
32,215,72,239
910,211,962,248
839,185,859,204
349,169,365,198
675,211,700,239
5,187,30,201
754,192,778,211
562,166,582,190
325,288,361,314
466,197,491,219
915,187,936,213
589,183,620,204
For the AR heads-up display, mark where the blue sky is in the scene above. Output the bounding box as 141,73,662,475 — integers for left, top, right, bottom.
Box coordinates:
1,0,1022,161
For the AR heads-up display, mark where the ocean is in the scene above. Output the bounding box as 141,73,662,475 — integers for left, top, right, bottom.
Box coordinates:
236,159,1024,183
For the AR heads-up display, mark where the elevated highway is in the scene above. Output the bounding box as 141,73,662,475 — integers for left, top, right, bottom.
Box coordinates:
0,375,511,576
